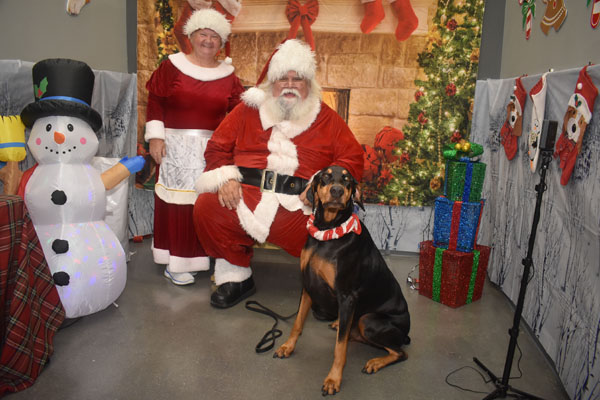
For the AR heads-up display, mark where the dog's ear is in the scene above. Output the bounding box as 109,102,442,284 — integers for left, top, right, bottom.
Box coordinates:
351,176,365,212
308,170,322,211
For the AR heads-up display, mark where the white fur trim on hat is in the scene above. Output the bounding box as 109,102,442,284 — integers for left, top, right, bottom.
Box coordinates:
568,93,593,124
267,39,317,82
184,8,231,45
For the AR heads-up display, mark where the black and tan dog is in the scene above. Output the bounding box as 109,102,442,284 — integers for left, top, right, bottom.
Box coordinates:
274,165,411,395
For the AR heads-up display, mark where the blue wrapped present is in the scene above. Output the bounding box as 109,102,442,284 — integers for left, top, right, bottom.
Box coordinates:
433,196,485,253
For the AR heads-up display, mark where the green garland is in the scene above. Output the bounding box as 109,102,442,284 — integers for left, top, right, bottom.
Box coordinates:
155,0,176,64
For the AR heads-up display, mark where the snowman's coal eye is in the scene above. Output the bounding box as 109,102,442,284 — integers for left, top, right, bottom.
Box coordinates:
46,124,52,132
67,124,74,132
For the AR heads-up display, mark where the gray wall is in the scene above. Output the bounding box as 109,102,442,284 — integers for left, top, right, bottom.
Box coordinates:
0,0,136,73
477,0,505,80
500,1,600,78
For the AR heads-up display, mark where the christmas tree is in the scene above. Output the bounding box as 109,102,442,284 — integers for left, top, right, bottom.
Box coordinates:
376,0,485,207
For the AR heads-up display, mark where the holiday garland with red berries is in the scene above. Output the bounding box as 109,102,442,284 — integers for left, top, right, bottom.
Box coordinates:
374,0,484,207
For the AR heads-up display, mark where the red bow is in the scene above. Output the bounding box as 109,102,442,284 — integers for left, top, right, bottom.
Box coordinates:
285,0,319,50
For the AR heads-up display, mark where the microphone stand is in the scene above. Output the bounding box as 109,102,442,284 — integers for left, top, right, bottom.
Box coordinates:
472,149,553,400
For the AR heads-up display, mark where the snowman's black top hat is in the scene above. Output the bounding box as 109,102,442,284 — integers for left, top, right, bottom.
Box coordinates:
20,58,102,132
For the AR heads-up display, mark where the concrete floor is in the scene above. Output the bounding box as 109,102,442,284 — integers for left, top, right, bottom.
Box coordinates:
8,239,570,400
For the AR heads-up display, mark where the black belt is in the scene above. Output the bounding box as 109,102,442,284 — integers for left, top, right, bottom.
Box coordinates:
238,167,308,195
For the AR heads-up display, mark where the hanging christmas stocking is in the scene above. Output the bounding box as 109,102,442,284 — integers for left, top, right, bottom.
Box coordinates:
500,77,527,161
527,73,548,172
590,0,600,28
554,65,598,185
66,0,91,15
390,0,418,41
360,0,386,34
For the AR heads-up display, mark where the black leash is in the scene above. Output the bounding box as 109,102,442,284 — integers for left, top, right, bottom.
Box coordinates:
245,300,297,353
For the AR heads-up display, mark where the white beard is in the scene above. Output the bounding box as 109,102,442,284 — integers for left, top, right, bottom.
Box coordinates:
264,88,318,123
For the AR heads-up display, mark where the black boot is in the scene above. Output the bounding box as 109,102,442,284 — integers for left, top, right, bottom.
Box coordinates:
210,277,256,309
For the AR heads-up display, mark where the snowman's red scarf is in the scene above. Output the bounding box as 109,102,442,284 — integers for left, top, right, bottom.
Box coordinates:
306,212,362,241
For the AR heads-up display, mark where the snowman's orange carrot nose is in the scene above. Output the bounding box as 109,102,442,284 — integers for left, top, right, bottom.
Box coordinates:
54,131,66,144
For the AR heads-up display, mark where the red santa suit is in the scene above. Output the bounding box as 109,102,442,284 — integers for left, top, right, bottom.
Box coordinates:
145,52,244,272
193,87,364,268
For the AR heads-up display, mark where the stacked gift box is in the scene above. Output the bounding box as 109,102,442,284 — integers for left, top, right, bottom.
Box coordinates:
419,140,491,308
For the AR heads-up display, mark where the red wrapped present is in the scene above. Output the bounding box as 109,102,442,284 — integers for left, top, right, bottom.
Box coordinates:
418,240,490,308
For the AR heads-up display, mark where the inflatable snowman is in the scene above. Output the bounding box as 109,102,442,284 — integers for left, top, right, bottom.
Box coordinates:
19,58,143,319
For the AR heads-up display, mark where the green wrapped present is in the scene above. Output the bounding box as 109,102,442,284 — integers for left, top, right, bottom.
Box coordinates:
444,159,486,202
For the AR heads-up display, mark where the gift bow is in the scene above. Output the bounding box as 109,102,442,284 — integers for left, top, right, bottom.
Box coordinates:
285,0,319,50
442,141,484,160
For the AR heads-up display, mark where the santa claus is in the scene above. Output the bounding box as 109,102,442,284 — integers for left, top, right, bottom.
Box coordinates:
193,39,364,308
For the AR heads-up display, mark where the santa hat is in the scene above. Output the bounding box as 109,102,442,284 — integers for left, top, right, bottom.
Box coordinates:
183,8,231,46
567,65,598,124
256,39,317,85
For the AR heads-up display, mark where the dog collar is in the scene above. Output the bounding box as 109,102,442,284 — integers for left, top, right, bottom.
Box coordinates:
306,213,362,241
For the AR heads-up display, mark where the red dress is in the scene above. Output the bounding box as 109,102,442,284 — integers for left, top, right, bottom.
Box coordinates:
145,52,244,272
193,87,364,267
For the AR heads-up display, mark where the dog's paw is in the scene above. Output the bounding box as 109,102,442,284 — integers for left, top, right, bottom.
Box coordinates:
273,344,294,359
321,378,341,396
362,351,407,374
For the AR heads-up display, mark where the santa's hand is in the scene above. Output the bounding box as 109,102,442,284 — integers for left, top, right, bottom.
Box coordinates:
218,179,242,210
149,139,166,165
119,156,146,174
300,185,312,207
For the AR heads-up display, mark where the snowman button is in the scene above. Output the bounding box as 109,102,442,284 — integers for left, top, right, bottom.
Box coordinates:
52,239,69,254
51,190,67,205
53,271,70,286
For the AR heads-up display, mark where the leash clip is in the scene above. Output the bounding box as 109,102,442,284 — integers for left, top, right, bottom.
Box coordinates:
260,169,277,193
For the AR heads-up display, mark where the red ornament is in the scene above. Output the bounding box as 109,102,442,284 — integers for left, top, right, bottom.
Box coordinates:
446,18,457,31
418,112,428,125
446,82,457,97
450,131,462,143
415,90,424,102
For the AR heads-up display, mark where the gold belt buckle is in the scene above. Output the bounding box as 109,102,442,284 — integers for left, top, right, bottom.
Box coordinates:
260,169,277,193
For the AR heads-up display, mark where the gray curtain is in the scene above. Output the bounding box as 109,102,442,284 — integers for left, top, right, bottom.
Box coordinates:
470,64,600,400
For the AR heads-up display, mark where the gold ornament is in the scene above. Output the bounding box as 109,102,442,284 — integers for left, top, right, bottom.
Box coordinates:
430,177,442,191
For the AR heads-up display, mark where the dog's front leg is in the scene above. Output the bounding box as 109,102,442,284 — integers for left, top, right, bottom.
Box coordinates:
273,289,312,358
322,293,355,396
